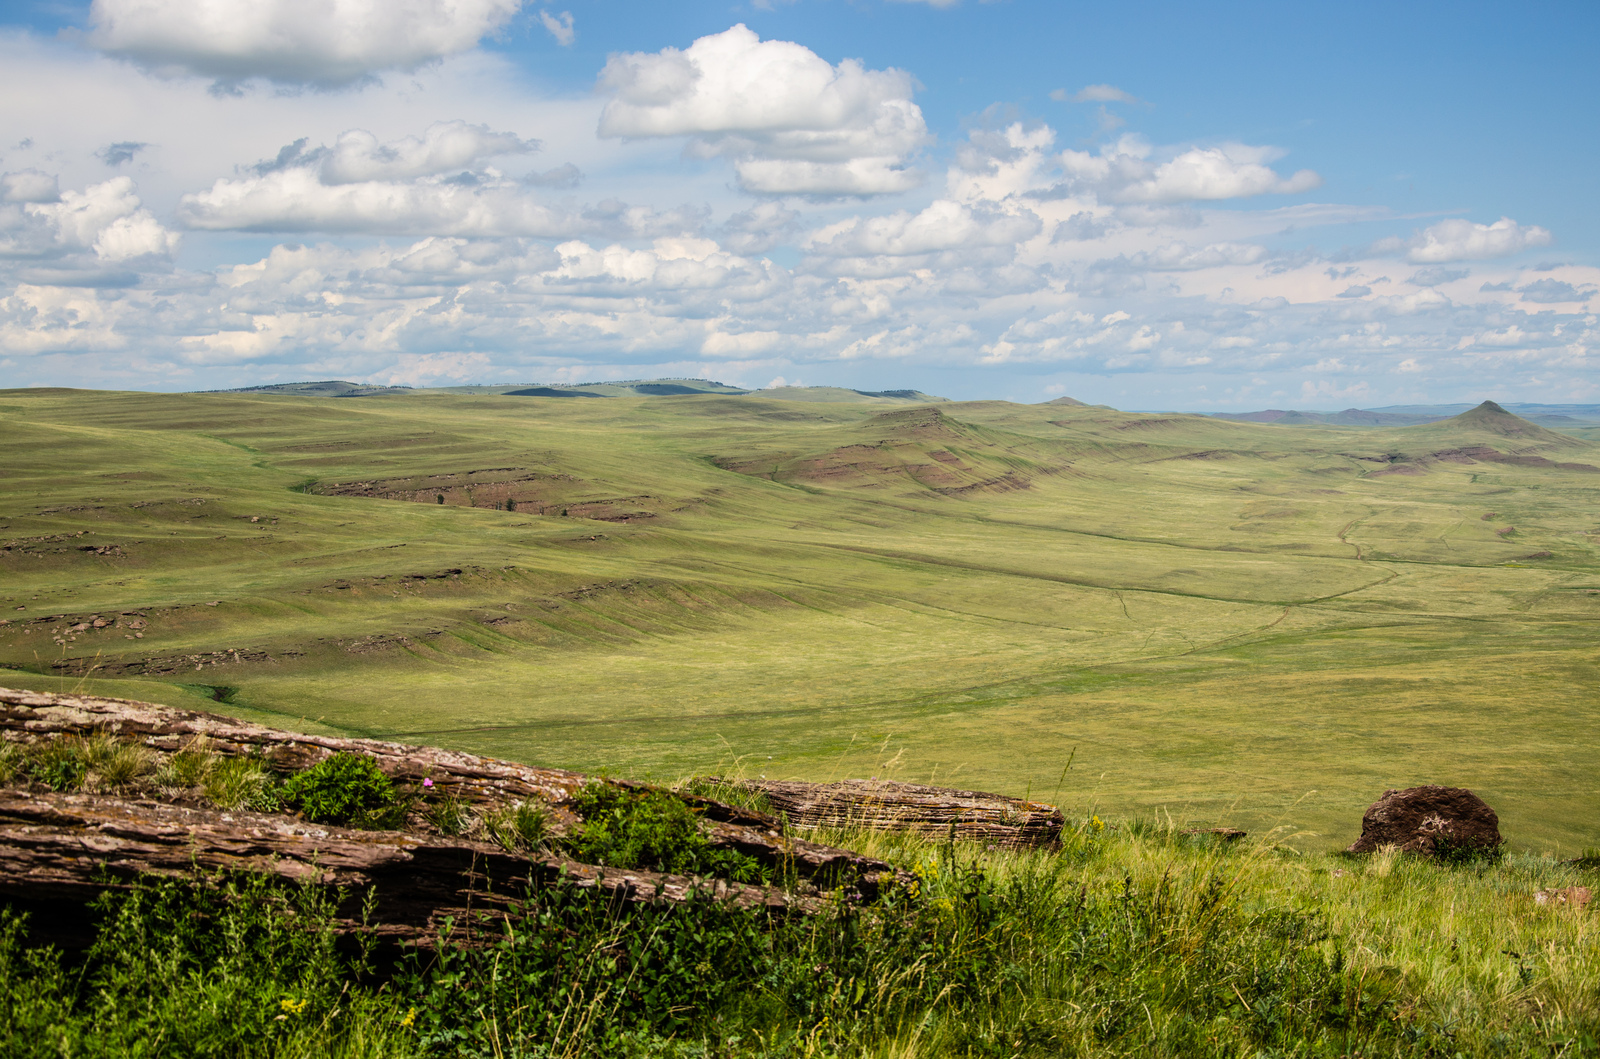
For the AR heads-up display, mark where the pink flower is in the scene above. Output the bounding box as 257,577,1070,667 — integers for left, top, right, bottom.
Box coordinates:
423,778,434,788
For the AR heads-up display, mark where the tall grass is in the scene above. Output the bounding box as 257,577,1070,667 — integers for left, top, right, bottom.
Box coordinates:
3,818,1597,1056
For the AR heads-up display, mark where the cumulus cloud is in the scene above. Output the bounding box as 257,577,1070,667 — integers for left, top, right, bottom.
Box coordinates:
180,165,701,239
0,176,178,291
1379,216,1553,263
171,123,666,239
522,164,582,189
88,0,524,87
1119,241,1267,271
1409,267,1467,286
718,201,800,255
254,122,538,184
805,199,1040,257
1518,278,1595,304
539,10,575,47
1055,136,1322,204
597,24,928,196
1,170,60,204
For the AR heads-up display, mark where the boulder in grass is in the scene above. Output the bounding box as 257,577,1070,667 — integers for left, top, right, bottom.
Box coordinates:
1346,785,1503,858
1535,886,1592,908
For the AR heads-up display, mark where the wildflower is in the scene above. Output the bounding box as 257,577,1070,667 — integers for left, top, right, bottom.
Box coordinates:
280,998,307,1016
401,1007,417,1028
1090,815,1104,832
423,778,434,788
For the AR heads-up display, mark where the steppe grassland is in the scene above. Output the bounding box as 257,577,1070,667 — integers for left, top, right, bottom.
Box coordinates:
2,388,1598,850
819,822,1600,1053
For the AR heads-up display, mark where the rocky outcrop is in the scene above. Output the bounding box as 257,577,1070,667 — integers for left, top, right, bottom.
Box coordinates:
0,687,916,942
719,778,1063,849
0,686,589,812
1346,785,1503,857
0,788,818,951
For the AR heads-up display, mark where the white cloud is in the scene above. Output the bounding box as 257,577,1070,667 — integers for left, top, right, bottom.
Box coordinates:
1380,216,1554,263
1517,278,1595,304
1122,241,1267,271
718,201,799,255
597,24,927,196
179,165,699,238
1301,379,1371,403
805,199,1040,257
539,10,575,47
1054,84,1141,104
1056,136,1322,204
2,176,178,265
267,122,538,184
88,0,524,87
173,123,693,239
1,170,60,204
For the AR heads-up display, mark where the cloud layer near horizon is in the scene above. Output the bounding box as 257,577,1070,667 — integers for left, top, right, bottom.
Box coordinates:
0,18,1594,405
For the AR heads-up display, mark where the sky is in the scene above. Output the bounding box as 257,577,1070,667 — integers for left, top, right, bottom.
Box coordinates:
0,0,1596,408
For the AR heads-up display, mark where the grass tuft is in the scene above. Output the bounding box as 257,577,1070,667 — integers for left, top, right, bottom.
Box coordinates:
154,737,217,791
482,800,549,853
202,755,280,811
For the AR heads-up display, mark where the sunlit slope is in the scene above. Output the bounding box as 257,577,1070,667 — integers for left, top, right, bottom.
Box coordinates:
2,388,1598,849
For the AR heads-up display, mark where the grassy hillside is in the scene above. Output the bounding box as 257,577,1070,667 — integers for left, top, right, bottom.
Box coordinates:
3,388,1599,850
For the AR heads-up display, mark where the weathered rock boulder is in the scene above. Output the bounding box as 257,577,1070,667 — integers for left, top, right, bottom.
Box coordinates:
1346,785,1503,857
718,778,1063,849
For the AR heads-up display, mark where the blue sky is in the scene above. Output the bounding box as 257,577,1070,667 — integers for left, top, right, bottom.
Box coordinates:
0,0,1595,407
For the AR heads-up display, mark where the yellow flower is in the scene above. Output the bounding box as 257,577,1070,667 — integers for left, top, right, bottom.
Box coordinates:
401,1007,417,1028
1090,815,1104,832
280,998,307,1016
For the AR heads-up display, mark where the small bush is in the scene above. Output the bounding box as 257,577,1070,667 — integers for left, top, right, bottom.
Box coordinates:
281,753,404,829
566,783,769,884
25,738,87,792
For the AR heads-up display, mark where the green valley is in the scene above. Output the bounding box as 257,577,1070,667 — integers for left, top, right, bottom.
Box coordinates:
3,386,1598,851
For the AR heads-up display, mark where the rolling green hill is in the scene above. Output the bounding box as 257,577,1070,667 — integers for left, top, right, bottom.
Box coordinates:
3,389,1598,851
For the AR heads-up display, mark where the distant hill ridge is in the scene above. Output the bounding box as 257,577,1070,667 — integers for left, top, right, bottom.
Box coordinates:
208,378,947,404
1212,401,1600,427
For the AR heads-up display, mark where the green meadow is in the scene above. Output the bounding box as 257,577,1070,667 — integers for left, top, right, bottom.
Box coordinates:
3,386,1598,851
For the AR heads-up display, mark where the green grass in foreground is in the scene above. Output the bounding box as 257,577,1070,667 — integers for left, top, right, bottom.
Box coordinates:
4,823,1599,1057
3,388,1600,849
